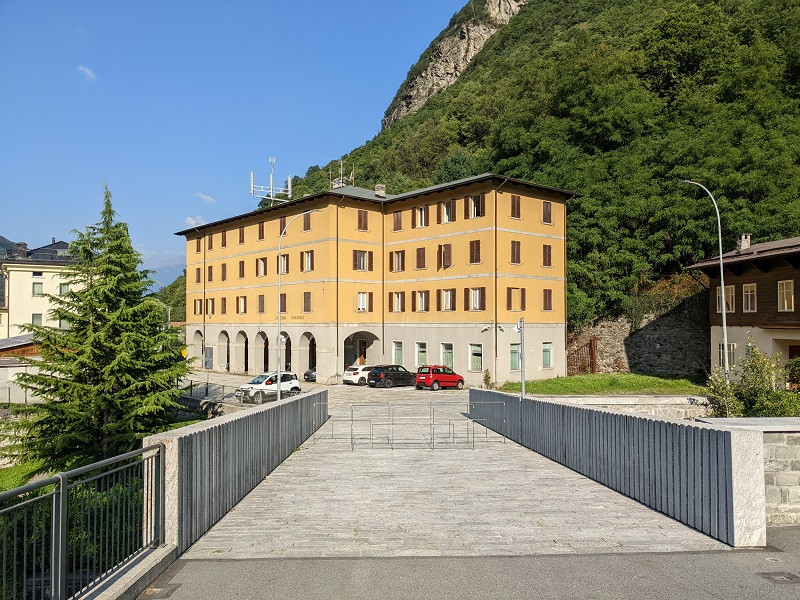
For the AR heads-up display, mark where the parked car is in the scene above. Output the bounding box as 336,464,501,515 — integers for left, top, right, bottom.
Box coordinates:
343,365,373,385
234,372,301,402
367,365,416,388
415,365,465,390
304,369,316,382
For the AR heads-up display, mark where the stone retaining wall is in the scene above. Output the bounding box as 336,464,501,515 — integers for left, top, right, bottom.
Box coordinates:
764,433,800,525
546,395,710,420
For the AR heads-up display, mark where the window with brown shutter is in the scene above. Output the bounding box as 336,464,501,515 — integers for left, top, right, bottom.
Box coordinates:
543,288,553,311
479,193,486,217
357,209,368,231
279,216,286,235
353,250,358,270
543,244,552,267
507,287,513,311
521,288,526,310
279,293,286,313
195,238,201,253
400,291,406,312
389,251,394,272
423,205,429,226
304,292,311,313
221,297,227,314
436,289,442,311
388,291,394,312
411,207,417,228
437,202,442,224
411,290,417,312
221,263,227,281
469,240,481,264
449,288,456,311
303,212,311,231
393,210,402,231
258,221,264,240
511,240,521,265
207,266,213,282
258,294,265,313
368,291,373,313
543,201,552,224
195,268,201,283
464,196,470,220
238,260,244,278
480,287,486,311
207,235,213,250
238,226,245,244
511,195,521,219
443,244,452,268
416,247,425,269
464,287,470,311
221,230,227,247
368,251,374,272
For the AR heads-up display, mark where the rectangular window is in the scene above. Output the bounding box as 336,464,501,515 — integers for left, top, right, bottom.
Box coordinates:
511,240,521,265
279,293,286,313
393,210,402,231
59,283,69,295
303,212,312,232
279,254,289,275
469,287,486,311
258,221,265,240
302,250,314,272
391,250,405,272
239,261,245,278
221,230,227,247
507,287,526,311
742,283,757,313
279,216,287,235
716,285,735,313
416,247,426,270
441,343,454,369
391,291,405,313
256,257,267,277
236,296,247,314
32,272,42,277
718,343,736,369
357,209,368,231
439,288,455,311
543,201,552,224
413,205,429,228
466,194,485,219
543,288,553,311
238,226,245,244
416,342,427,367
193,300,203,316
258,294,265,314
439,199,455,224
437,244,452,270
207,235,213,250
778,280,795,312
469,343,483,371
32,282,43,296
543,244,552,267
221,263,227,281
221,297,227,314
511,194,521,219
205,298,215,315
510,343,521,370
393,341,403,365
58,318,68,330
357,292,368,312
207,265,213,282
415,290,429,312
195,238,201,253
469,240,481,264
353,250,373,271
304,291,311,313
195,268,201,284
542,342,553,369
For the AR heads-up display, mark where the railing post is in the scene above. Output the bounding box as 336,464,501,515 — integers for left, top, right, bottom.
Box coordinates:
51,473,68,600
153,444,165,547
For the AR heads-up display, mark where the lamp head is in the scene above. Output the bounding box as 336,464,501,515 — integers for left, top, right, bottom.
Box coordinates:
480,325,491,333
498,325,505,332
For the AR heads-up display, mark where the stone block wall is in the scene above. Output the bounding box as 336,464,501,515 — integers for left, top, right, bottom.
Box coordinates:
764,432,800,525
550,395,710,420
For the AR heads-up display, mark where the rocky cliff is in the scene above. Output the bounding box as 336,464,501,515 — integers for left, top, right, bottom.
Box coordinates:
381,0,526,129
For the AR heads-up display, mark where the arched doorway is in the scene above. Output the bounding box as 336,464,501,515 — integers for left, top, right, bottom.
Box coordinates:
234,331,249,374
191,330,203,360
343,331,379,369
277,332,292,372
217,331,230,372
255,331,269,373
298,332,316,373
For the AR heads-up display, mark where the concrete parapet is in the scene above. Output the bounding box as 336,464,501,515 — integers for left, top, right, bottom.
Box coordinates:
470,390,766,547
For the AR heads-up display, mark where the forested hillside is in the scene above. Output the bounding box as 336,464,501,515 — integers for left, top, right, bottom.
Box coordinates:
285,1,800,329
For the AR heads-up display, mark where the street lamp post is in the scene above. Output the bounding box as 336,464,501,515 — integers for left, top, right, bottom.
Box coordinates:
514,318,525,399
682,180,730,385
276,209,320,402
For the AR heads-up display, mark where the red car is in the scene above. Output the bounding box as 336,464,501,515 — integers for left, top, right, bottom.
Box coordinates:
415,365,464,390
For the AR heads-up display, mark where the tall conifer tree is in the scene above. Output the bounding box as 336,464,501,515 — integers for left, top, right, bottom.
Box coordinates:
4,187,189,470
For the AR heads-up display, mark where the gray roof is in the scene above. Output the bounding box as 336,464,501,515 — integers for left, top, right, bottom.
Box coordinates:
688,235,800,270
0,334,34,351
175,173,579,236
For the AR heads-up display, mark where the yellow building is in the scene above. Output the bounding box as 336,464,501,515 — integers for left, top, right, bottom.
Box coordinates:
177,174,575,386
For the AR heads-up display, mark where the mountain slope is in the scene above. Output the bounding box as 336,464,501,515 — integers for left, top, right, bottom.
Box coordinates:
288,0,800,328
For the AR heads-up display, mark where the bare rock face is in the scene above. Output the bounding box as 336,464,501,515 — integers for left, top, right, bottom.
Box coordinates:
382,1,526,129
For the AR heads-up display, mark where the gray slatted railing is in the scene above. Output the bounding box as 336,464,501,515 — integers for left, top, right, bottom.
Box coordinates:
145,390,328,553
469,390,765,547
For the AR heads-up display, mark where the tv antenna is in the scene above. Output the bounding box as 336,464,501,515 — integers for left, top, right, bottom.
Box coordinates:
250,157,292,206
330,160,355,189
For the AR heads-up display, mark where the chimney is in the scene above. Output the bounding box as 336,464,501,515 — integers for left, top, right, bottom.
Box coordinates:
52,237,56,244
736,233,751,252
375,184,386,198
16,242,28,259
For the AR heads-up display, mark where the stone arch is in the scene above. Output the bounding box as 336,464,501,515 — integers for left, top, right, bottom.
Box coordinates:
343,331,379,369
217,331,230,372
277,331,292,372
234,331,249,374
255,331,269,374
298,332,316,374
191,330,204,360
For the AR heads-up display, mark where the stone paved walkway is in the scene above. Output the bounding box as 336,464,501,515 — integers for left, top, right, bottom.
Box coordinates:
183,386,729,558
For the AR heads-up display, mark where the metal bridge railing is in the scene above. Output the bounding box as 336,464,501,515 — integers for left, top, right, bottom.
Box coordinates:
0,444,164,600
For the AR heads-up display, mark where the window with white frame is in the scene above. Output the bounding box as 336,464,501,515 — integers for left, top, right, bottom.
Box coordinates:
778,280,795,312
393,291,404,312
59,283,69,295
416,206,429,227
205,298,215,315
442,200,454,223
716,285,735,313
742,283,757,313
31,313,42,326
393,341,403,365
470,195,483,218
718,342,736,369
355,250,367,271
416,342,427,366
542,342,553,369
471,287,484,311
236,295,247,314
357,292,368,312
416,290,429,312
469,343,483,371
193,299,203,315
257,257,267,277
441,343,454,369
32,282,43,296
279,254,289,275
58,318,69,330
441,288,453,311
510,343,521,371
303,250,314,272
391,250,405,272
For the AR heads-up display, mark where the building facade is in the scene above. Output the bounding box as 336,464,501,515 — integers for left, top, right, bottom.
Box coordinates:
177,174,575,386
0,241,72,339
689,235,800,371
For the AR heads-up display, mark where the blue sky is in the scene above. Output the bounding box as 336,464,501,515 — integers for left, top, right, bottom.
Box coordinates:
0,0,464,283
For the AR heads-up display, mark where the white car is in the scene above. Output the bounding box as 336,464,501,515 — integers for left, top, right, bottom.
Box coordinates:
343,365,373,386
235,372,301,402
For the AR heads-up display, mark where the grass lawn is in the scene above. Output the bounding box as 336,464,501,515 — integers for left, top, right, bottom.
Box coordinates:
501,373,705,396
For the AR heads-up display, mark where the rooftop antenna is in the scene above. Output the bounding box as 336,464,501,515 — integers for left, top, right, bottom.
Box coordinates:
330,159,355,190
250,156,292,206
